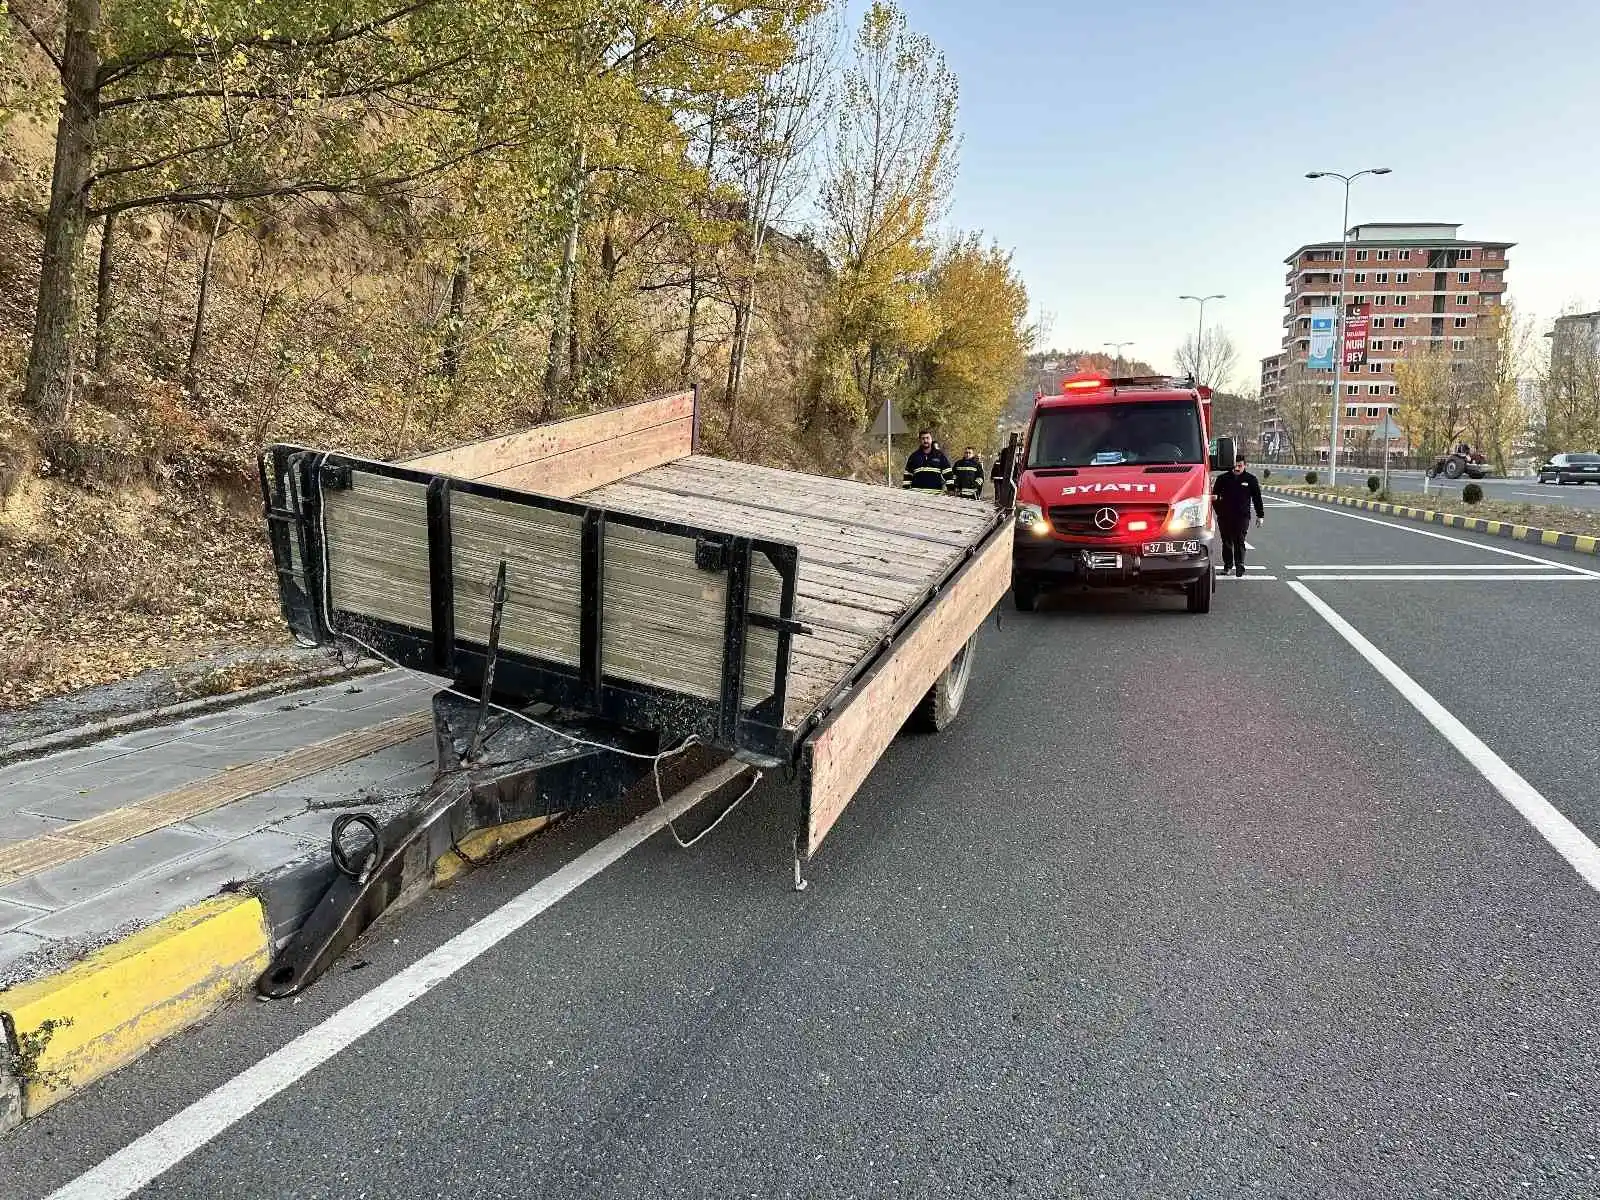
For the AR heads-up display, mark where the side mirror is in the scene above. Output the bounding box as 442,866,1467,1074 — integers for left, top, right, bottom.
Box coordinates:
1209,436,1237,472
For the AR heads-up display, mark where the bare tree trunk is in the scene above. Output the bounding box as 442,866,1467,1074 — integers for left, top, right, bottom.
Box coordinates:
184,203,226,409
683,102,721,384
22,0,102,425
439,248,471,382
93,213,115,379
724,277,756,436
543,142,586,416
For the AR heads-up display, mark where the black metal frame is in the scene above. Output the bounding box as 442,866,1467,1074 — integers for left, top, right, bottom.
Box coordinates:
259,444,802,758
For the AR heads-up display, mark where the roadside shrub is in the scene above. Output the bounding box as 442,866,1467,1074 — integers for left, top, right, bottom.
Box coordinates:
1305,470,1318,485
1262,468,1271,479
1462,482,1484,505
1367,475,1381,493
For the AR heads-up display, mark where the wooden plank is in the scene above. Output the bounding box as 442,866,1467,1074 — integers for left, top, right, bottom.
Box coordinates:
323,471,432,631
584,482,955,584
450,493,584,667
591,475,964,569
801,524,1013,858
483,416,694,498
601,525,727,701
667,455,989,525
401,391,694,480
629,464,983,549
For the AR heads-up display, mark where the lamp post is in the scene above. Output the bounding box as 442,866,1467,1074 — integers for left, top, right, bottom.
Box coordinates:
1178,294,1224,386
1305,167,1392,489
1103,341,1134,373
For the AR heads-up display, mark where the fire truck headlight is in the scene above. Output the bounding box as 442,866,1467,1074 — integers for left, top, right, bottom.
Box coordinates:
1015,503,1049,535
1166,497,1206,533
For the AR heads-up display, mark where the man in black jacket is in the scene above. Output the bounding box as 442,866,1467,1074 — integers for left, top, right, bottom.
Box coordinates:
951,446,985,499
1211,456,1265,577
903,430,954,492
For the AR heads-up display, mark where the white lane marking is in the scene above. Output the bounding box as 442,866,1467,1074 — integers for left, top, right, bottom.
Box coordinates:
1287,501,1600,577
1512,491,1554,501
1296,574,1594,582
1287,563,1559,571
1289,582,1600,893
1220,574,1278,581
1244,540,1256,550
45,760,750,1200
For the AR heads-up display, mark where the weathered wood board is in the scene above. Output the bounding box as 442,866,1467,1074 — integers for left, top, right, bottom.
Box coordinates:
322,470,432,632
401,391,694,496
800,523,1012,858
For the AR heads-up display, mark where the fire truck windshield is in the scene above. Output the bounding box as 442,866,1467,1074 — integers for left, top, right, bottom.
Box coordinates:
1026,400,1205,469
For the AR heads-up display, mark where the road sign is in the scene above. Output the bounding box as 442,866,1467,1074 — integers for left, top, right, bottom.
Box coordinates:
868,400,908,437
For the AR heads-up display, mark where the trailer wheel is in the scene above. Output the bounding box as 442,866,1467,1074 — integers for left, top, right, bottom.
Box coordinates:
910,634,976,733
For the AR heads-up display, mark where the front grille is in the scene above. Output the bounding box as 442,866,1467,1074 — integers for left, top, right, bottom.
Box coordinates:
1047,503,1169,538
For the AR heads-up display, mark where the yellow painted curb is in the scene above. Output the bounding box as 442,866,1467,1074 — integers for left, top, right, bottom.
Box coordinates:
1,895,270,1122
433,816,557,886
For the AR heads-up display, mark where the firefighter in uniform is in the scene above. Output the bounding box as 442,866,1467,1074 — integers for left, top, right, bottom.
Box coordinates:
951,446,985,499
903,429,954,493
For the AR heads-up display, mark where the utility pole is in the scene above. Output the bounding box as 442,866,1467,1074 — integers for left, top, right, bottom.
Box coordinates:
1103,341,1134,374
1305,168,1392,488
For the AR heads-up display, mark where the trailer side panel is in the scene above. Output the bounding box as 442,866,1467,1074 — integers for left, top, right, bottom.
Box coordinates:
801,523,1012,858
400,391,694,496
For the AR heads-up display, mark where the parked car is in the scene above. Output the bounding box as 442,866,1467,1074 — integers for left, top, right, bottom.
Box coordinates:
1536,452,1600,484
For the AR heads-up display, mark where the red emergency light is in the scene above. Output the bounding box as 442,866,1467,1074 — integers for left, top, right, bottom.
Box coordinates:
1060,372,1108,392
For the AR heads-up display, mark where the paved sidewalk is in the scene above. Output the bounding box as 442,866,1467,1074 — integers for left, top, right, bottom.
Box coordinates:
0,670,438,981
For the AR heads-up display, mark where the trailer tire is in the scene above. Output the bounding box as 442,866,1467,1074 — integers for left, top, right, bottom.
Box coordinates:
910,634,976,734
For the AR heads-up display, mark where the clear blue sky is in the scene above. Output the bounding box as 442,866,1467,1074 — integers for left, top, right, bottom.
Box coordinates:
882,0,1600,387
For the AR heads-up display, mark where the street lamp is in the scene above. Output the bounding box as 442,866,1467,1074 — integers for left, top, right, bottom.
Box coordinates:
1305,167,1392,489
1178,294,1224,386
1103,341,1134,373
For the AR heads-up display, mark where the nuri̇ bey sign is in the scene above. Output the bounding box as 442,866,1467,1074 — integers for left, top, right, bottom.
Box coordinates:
1343,303,1371,368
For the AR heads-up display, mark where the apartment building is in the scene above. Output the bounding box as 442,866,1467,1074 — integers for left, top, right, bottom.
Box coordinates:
1261,223,1513,457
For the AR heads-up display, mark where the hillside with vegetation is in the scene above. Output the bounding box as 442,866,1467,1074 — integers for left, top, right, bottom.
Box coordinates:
0,0,1032,708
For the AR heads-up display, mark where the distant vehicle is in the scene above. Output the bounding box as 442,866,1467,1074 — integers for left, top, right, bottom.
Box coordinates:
1536,452,1600,484
1425,449,1491,480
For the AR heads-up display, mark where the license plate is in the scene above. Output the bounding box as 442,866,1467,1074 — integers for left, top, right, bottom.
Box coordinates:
1141,540,1201,557
1084,552,1123,571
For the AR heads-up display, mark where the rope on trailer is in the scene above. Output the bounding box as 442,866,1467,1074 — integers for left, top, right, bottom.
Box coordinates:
308,454,757,851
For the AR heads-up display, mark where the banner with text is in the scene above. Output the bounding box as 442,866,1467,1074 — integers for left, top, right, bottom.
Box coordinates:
1343,304,1371,368
1308,308,1338,369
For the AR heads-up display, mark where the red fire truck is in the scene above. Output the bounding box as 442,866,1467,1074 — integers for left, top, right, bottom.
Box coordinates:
1010,372,1237,614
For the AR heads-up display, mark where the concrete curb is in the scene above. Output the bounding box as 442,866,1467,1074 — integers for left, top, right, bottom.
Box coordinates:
1267,487,1600,556
0,662,382,768
0,804,555,1134
0,895,272,1131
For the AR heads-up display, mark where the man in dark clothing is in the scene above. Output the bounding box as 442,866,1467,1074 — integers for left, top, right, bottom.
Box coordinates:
1210,456,1265,577
903,429,954,492
952,446,985,499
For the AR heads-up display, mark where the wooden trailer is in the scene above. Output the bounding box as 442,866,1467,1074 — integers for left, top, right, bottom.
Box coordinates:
259,389,1011,910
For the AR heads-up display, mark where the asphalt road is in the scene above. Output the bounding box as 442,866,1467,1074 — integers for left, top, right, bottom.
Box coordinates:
7,498,1600,1199
1269,466,1600,512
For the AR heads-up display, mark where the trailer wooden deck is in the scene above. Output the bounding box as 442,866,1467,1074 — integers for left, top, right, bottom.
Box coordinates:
578,456,996,729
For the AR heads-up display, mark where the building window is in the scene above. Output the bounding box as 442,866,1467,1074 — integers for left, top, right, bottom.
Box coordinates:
1459,249,1472,261
1458,271,1471,283
1392,338,1406,351
1347,385,1359,396
1395,295,1409,307
1376,272,1389,283
1457,294,1470,306
1374,295,1387,306
1371,340,1384,351
1394,317,1407,328
1355,249,1369,261
1369,386,1382,396
1367,405,1381,417
1344,428,1358,443
1454,317,1468,329
1353,295,1367,305
1373,318,1386,329
1378,249,1392,260
1369,363,1383,374
1389,384,1399,395
1346,405,1359,417
1354,272,1367,283
1396,272,1409,283
1399,249,1412,260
